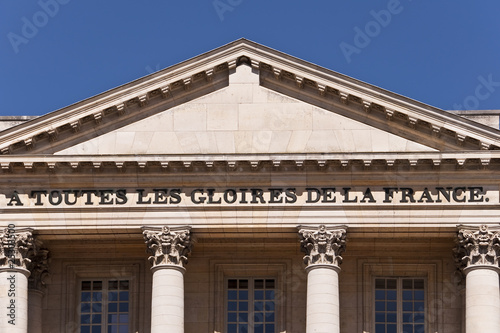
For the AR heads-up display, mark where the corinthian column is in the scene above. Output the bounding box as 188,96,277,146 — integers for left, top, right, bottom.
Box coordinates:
455,224,500,333
0,227,35,333
298,225,347,333
143,226,192,333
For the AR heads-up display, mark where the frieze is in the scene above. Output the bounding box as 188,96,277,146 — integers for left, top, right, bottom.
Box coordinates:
0,186,495,208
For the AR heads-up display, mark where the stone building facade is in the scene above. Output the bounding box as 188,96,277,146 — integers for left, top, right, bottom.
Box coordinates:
0,39,499,333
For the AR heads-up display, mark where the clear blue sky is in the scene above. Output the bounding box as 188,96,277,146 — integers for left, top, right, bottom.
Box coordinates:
1,0,500,116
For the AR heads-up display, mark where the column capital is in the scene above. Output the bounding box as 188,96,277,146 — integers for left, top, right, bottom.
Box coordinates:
455,224,500,273
142,226,192,269
298,225,347,268
0,227,35,270
28,248,50,291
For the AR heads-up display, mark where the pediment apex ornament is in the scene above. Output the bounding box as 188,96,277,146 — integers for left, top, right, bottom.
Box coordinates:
298,225,347,268
455,224,500,273
143,226,192,269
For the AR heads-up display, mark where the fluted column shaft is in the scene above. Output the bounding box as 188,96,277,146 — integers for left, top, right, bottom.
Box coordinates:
143,226,192,333
298,225,347,333
456,225,500,333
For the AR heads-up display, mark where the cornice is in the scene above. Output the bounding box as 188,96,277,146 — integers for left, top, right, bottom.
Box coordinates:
0,151,499,173
1,39,500,154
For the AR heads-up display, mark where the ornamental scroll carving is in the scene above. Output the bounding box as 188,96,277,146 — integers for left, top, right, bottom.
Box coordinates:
28,248,50,291
455,224,500,271
298,225,347,267
143,226,192,268
0,227,35,270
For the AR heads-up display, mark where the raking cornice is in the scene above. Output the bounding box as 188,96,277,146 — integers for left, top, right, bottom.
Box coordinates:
1,39,500,154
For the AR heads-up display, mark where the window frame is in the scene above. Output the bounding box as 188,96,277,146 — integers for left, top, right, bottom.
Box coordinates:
225,277,278,333
360,260,441,333
211,260,291,333
373,277,427,333
63,261,142,333
79,278,131,333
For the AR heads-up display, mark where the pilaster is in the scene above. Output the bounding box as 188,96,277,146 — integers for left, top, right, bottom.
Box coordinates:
28,248,49,333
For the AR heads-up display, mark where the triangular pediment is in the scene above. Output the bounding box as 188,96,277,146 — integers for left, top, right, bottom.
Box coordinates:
55,65,435,155
1,39,500,157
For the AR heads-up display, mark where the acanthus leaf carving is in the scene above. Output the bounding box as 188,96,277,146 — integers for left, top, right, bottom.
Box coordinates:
28,248,50,291
455,224,500,271
298,225,347,268
143,226,192,268
0,227,35,270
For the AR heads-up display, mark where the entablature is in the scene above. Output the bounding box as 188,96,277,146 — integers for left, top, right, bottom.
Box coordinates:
0,151,500,174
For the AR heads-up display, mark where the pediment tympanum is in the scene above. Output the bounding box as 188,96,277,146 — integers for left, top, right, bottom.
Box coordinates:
55,65,435,155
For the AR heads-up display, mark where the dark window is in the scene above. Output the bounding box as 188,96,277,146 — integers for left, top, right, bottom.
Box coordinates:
80,279,129,333
227,278,276,333
375,278,425,333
